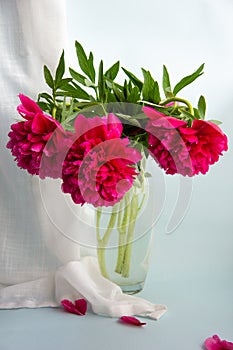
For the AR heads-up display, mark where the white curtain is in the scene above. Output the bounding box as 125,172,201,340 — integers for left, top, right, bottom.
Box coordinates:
0,0,87,308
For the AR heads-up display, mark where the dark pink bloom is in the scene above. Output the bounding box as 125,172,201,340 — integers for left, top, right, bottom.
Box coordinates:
204,335,233,350
179,120,228,175
62,114,141,207
7,94,70,179
144,106,228,176
61,299,87,316
144,106,191,176
119,316,146,326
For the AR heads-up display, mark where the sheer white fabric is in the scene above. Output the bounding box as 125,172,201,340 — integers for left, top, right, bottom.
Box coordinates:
0,0,73,308
0,2,166,317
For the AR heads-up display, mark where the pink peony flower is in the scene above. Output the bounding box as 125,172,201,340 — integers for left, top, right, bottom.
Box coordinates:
62,114,141,207
144,106,228,176
144,106,192,176
179,119,228,175
119,316,146,326
7,94,70,179
204,335,233,350
61,299,87,316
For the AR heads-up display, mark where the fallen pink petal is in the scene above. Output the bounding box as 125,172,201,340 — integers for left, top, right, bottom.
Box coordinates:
119,316,146,326
61,299,87,316
74,299,87,315
204,334,233,350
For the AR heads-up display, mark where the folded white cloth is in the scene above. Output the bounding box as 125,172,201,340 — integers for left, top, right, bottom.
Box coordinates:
55,256,167,320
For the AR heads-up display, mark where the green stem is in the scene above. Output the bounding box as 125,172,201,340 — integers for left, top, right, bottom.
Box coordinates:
97,242,109,279
160,97,194,115
121,191,139,278
96,206,118,279
102,206,118,246
101,103,108,116
115,194,131,274
96,207,102,242
52,106,57,119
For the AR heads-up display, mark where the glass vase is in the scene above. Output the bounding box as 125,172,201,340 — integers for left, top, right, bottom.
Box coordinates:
95,168,156,294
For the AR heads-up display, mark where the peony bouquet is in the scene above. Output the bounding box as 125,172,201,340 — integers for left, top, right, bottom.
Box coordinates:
7,42,228,289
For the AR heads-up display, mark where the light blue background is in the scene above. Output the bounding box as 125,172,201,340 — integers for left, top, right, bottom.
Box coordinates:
1,0,232,348
65,0,233,311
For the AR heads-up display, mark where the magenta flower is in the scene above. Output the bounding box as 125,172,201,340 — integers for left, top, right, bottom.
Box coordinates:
7,94,70,179
144,106,228,176
61,299,87,316
119,316,146,326
144,106,191,176
204,335,233,350
62,114,141,207
179,119,228,175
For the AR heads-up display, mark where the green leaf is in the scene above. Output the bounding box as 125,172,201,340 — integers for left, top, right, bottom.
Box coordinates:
37,102,50,111
141,69,161,104
38,92,53,102
180,109,195,119
69,68,94,87
56,78,73,89
61,96,67,122
133,113,149,120
122,67,143,90
115,113,141,127
162,65,172,97
106,92,117,103
142,69,153,101
173,63,205,95
44,65,54,89
153,81,161,104
98,60,106,102
56,83,90,100
69,68,86,85
123,79,129,99
61,111,79,126
128,80,132,93
105,77,124,91
112,83,125,102
127,86,140,103
193,107,201,120
105,61,120,80
75,41,93,82
55,50,65,84
88,51,96,83
73,101,99,109
207,119,222,125
197,95,206,119
56,90,88,100
84,79,96,87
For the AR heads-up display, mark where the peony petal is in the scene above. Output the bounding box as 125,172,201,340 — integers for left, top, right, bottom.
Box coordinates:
143,106,167,119
204,335,233,350
74,299,87,315
17,94,43,120
61,299,78,314
106,113,123,137
74,114,103,137
30,142,44,152
119,316,146,326
61,299,86,316
31,113,57,134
